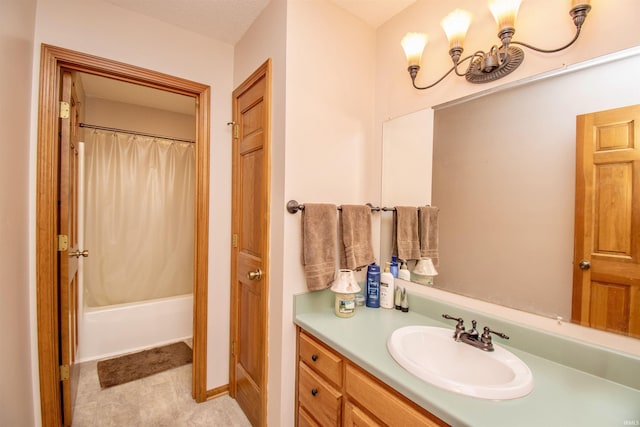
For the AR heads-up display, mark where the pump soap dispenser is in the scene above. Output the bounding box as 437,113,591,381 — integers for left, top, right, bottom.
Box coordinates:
380,262,395,309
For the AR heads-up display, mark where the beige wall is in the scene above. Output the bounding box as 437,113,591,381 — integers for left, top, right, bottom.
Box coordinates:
235,0,377,424
0,0,37,425
285,0,376,424
29,0,234,399
282,0,378,346
84,97,196,141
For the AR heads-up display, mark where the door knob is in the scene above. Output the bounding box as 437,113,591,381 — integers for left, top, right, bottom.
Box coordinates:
578,260,591,270
247,269,263,281
69,249,89,258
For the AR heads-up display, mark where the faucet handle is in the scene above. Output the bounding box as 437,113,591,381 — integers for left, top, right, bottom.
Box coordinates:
479,327,509,351
442,314,464,326
481,326,509,342
442,314,465,337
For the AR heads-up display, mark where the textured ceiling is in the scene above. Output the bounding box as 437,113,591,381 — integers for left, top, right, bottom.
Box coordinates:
103,0,271,45
86,0,417,113
331,0,416,28
103,0,416,45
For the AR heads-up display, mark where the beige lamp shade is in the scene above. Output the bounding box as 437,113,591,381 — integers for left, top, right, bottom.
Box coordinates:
401,32,428,67
413,257,438,276
489,0,522,30
441,9,472,49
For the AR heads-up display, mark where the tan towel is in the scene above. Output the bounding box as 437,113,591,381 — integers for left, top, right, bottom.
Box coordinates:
338,205,374,270
393,206,421,261
419,206,439,267
302,203,337,291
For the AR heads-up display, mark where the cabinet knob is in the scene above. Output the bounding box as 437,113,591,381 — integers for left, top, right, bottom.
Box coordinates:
311,388,318,397
311,354,318,362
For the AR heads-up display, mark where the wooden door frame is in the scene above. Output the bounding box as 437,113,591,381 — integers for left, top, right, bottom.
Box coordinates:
229,59,272,425
35,44,210,427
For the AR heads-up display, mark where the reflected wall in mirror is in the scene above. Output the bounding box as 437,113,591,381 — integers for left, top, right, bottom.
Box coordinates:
380,109,433,266
380,50,640,337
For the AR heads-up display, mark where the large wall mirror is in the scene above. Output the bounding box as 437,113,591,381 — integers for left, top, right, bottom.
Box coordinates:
380,49,640,337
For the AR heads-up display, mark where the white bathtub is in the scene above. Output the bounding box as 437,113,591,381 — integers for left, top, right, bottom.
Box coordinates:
77,293,193,362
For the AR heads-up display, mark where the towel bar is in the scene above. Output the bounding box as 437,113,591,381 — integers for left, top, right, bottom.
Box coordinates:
286,200,381,214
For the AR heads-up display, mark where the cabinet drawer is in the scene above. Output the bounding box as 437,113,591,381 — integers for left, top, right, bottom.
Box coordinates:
299,362,342,427
299,331,343,387
298,406,320,427
345,364,448,427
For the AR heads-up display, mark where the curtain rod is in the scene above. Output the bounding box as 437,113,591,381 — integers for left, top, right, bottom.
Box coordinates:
79,123,195,144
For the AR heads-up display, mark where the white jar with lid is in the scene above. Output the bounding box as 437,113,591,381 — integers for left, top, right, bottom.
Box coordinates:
330,269,361,318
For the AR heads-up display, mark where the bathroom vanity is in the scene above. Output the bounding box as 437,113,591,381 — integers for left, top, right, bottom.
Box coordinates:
297,328,447,426
294,289,640,427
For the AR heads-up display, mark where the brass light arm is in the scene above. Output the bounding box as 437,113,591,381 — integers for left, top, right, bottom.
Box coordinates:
510,26,582,54
454,51,487,77
402,2,592,89
410,51,485,90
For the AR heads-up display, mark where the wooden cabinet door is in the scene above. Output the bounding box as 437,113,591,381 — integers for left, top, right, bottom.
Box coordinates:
573,104,640,337
343,401,382,427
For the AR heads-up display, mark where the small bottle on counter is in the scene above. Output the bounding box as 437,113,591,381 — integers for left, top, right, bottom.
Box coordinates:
398,260,411,281
390,256,399,278
394,286,403,310
401,288,409,312
380,262,395,309
366,262,380,308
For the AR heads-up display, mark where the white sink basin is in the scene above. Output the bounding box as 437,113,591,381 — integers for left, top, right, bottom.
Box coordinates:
387,325,533,400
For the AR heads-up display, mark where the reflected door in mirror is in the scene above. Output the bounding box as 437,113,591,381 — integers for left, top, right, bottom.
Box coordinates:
572,104,640,338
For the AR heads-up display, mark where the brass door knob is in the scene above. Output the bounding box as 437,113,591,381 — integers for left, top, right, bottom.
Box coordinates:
69,249,89,258
579,260,591,270
247,269,263,281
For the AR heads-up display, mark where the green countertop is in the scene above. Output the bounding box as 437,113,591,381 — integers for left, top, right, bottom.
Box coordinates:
294,290,640,427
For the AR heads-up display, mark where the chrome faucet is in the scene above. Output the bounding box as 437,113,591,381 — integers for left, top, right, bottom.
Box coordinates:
442,314,509,352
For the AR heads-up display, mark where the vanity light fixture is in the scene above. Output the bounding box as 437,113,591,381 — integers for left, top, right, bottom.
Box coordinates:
401,0,592,88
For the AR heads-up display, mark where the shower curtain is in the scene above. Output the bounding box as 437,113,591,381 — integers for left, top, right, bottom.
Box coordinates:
84,130,195,307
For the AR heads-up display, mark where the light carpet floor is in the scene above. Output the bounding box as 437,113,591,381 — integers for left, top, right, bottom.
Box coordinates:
73,357,251,426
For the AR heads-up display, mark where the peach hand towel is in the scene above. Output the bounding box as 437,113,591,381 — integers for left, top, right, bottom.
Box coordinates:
419,206,440,267
393,206,421,261
302,203,338,291
339,205,375,270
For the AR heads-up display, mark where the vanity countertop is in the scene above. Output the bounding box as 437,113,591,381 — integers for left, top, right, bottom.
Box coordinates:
294,290,640,427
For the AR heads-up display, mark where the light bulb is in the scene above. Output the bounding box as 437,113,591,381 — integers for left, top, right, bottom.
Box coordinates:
401,32,428,68
441,9,472,50
489,0,522,30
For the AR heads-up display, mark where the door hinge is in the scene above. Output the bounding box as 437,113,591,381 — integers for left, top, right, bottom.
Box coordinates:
227,121,239,139
59,101,70,119
59,364,69,381
232,234,238,248
57,234,68,251
231,341,236,357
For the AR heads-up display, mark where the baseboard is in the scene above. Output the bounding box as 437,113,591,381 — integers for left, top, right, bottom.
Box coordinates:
206,384,230,400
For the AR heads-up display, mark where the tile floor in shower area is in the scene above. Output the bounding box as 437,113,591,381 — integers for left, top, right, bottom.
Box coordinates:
72,344,251,427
